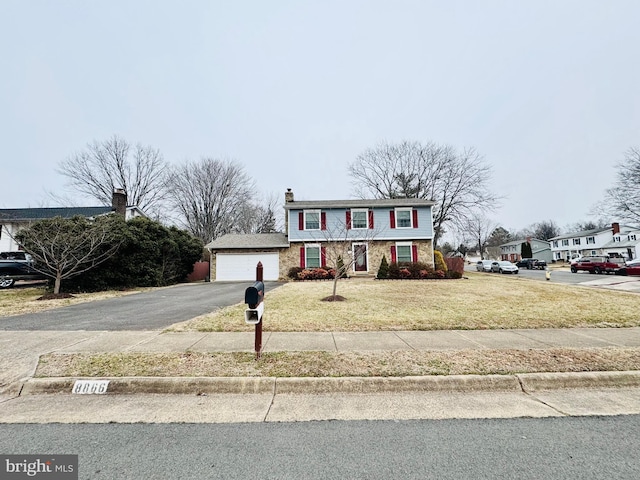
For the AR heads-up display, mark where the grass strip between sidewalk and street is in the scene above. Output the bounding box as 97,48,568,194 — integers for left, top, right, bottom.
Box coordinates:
36,348,640,378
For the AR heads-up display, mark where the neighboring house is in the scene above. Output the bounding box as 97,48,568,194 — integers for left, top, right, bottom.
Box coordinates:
205,189,436,281
499,238,552,263
0,189,144,252
549,223,638,261
601,227,640,260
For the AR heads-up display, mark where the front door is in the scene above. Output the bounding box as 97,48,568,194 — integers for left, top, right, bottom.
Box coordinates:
354,244,368,272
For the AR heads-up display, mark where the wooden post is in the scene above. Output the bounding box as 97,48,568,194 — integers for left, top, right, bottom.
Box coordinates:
255,262,263,359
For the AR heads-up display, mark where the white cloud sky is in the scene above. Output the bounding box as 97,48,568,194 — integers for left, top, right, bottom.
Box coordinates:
2,0,638,235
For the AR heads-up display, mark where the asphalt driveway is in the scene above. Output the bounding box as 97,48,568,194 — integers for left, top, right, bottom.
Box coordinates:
0,282,282,331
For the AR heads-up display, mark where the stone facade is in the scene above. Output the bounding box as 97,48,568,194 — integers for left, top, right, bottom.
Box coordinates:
281,240,434,278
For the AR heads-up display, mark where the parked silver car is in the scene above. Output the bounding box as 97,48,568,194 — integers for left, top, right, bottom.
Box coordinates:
491,261,519,274
476,260,493,272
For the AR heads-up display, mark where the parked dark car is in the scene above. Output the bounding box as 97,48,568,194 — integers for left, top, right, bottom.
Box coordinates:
515,258,547,270
0,259,46,288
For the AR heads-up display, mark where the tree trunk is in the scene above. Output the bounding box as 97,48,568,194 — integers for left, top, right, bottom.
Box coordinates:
332,276,339,300
54,273,62,295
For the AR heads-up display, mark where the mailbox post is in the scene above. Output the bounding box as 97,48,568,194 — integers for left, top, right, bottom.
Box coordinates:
244,262,264,359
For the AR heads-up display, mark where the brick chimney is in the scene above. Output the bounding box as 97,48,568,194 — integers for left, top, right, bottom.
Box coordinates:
612,222,620,235
284,189,294,234
112,188,127,217
285,188,294,203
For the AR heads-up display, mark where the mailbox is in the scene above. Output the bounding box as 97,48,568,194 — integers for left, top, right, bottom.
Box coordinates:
244,281,264,308
245,281,265,324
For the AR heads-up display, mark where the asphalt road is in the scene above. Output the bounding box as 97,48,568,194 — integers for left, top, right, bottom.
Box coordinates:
1,416,638,479
0,281,282,331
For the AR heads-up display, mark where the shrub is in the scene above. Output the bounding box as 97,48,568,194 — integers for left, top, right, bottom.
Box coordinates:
388,262,401,279
296,268,335,280
336,256,347,278
287,266,303,279
447,271,463,279
434,250,448,272
377,255,390,279
444,257,465,275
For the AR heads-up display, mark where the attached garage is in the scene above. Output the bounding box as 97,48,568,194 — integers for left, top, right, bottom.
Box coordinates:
205,233,289,282
215,252,280,281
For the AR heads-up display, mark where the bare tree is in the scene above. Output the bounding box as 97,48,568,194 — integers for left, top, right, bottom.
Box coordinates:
165,158,260,243
461,214,498,259
14,216,123,294
348,140,500,248
600,147,640,223
57,135,169,218
309,220,381,301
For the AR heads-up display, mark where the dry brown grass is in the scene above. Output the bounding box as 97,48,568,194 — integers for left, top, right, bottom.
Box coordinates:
36,347,640,378
0,286,145,317
169,273,640,332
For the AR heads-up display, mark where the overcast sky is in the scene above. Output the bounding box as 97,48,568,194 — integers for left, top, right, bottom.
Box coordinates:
2,0,638,237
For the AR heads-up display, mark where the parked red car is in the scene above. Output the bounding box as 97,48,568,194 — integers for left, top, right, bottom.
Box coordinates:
617,259,640,276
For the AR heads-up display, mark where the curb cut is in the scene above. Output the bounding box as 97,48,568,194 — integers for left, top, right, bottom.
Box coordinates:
17,371,640,396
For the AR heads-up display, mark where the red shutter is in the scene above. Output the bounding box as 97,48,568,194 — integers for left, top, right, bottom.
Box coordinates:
412,245,418,262
321,212,327,230
298,212,304,230
346,210,351,230
321,247,327,266
300,247,305,268
412,209,419,228
390,246,397,263
390,210,396,229
368,210,374,229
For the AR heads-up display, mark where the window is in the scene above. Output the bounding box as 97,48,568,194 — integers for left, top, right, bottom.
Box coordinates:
573,238,581,245
553,241,558,248
304,210,320,230
562,239,569,246
396,244,412,263
613,236,621,243
351,209,368,229
630,235,637,241
586,236,595,244
305,245,321,268
591,250,597,256
396,208,412,228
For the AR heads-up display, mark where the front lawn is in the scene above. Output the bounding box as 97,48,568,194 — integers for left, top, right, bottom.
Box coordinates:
169,273,640,332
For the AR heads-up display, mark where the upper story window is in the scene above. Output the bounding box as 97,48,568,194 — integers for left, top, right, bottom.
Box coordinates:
553,241,558,248
586,236,595,244
396,208,412,228
630,234,637,241
573,238,581,245
304,210,320,230
613,236,621,242
561,239,569,246
351,209,369,229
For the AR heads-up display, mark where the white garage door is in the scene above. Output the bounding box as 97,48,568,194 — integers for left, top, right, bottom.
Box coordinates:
216,253,280,281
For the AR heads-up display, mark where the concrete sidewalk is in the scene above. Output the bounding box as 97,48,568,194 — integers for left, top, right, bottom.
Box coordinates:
2,327,640,397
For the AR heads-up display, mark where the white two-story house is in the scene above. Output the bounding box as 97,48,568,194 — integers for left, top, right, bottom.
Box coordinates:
206,189,436,281
549,223,638,261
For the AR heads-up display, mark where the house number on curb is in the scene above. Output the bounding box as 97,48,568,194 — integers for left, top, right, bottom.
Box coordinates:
72,380,110,394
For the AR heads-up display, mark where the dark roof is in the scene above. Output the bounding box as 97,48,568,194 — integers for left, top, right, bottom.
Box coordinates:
284,198,435,210
205,233,289,250
0,207,114,222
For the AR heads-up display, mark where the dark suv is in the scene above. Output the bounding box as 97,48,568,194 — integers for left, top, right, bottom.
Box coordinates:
515,258,547,270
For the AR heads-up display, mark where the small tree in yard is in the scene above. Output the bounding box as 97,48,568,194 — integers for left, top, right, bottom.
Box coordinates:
308,219,380,301
15,215,123,295
377,255,390,279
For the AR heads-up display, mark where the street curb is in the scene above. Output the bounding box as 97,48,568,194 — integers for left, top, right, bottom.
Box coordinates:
517,371,640,392
17,371,640,396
